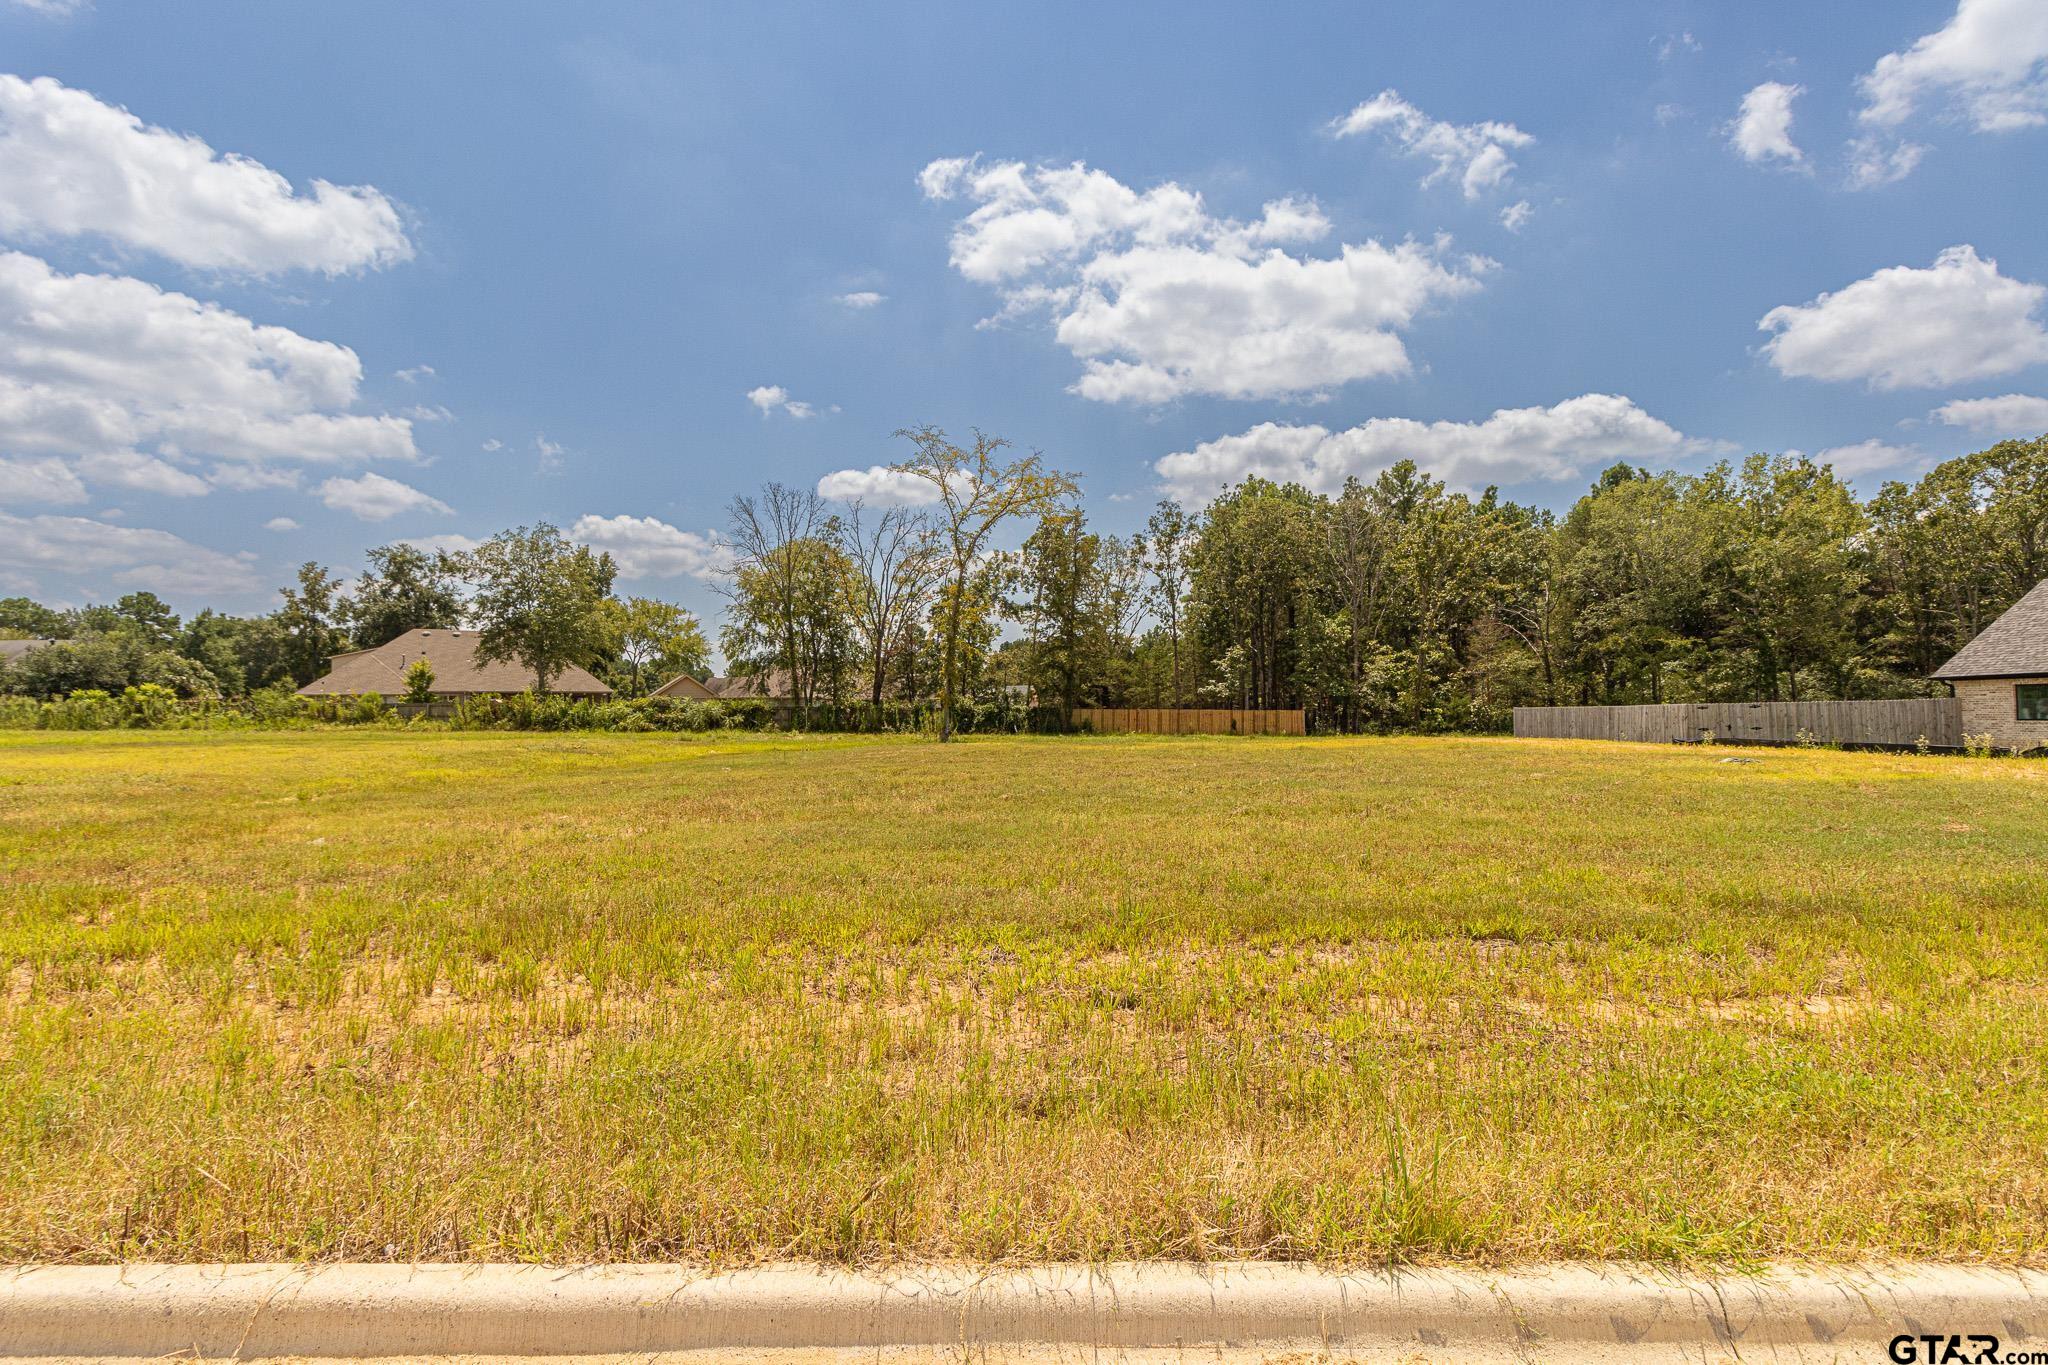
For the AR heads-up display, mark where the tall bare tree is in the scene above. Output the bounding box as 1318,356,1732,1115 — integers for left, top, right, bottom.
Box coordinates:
838,501,944,706
1144,499,1190,706
892,426,1077,740
722,483,836,708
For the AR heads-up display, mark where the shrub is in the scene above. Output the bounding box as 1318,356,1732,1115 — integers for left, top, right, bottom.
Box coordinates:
120,682,180,727
43,689,122,730
402,659,436,705
7,640,132,700
136,651,221,699
248,681,307,724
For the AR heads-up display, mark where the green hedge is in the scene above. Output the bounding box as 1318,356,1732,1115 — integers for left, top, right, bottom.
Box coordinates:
0,687,1064,735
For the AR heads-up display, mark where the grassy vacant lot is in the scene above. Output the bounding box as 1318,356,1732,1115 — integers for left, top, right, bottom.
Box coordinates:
1,730,2044,1267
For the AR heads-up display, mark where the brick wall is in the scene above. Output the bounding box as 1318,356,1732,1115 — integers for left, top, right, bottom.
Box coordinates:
1953,676,2048,752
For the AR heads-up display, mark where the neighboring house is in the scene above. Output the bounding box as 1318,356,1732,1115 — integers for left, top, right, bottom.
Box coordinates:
298,628,612,700
1933,580,2048,751
651,669,794,701
650,672,719,701
0,638,64,667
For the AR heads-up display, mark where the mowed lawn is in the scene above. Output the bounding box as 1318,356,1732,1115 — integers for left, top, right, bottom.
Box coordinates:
1,730,2045,1266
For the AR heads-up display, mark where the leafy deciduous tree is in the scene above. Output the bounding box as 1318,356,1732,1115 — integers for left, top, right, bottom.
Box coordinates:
466,524,617,694
891,426,1076,740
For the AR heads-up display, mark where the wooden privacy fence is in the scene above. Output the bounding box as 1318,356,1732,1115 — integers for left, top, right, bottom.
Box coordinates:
1514,698,1962,749
1075,707,1307,736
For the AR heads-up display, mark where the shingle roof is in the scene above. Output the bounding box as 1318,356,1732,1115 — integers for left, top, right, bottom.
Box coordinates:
0,638,62,665
700,669,793,699
298,628,612,697
1933,580,2048,680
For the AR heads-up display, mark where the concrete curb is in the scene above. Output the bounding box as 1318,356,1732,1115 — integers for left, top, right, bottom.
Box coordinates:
0,1262,2042,1358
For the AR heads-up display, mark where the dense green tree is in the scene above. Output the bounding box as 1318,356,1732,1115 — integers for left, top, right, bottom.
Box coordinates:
1714,454,1867,700
111,592,181,650
136,650,221,699
180,610,293,696
346,543,465,647
598,596,711,697
1004,510,1112,726
1552,465,1712,704
1187,478,1321,710
275,562,352,686
466,525,617,694
0,597,68,638
1143,500,1191,706
3,638,134,699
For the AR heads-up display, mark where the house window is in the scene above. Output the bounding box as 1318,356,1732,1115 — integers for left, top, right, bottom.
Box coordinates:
2018,684,2048,722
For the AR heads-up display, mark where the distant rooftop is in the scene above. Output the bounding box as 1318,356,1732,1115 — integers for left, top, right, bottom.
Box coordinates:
0,638,64,665
298,627,611,697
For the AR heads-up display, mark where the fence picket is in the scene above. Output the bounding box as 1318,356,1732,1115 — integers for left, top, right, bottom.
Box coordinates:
1075,707,1307,736
1513,699,1959,749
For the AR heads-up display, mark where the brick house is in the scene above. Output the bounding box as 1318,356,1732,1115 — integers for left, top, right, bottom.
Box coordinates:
1933,580,2048,752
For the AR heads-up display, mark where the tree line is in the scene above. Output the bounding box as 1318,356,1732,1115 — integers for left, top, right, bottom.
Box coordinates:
5,427,2045,733
713,429,2048,734
0,527,709,704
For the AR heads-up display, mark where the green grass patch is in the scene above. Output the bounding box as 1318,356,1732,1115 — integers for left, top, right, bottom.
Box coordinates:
0,729,2043,1265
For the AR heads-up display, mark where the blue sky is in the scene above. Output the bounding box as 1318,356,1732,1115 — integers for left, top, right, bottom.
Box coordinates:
2,0,2046,624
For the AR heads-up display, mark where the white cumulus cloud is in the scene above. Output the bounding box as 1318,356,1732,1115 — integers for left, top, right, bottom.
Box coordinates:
921,156,1489,403
399,533,482,556
0,75,411,275
74,450,209,497
1153,393,1705,504
1844,136,1929,189
0,455,86,505
0,511,260,594
207,464,301,492
568,514,730,580
317,472,452,521
1329,90,1535,199
815,464,942,506
1759,245,2048,389
1728,82,1807,165
263,516,299,532
1932,393,2048,433
1858,0,2048,133
836,291,886,309
746,384,817,419
0,251,418,503
1815,439,1923,476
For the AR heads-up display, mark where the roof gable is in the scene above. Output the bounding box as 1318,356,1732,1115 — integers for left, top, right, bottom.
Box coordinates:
651,673,718,700
1933,580,2048,679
